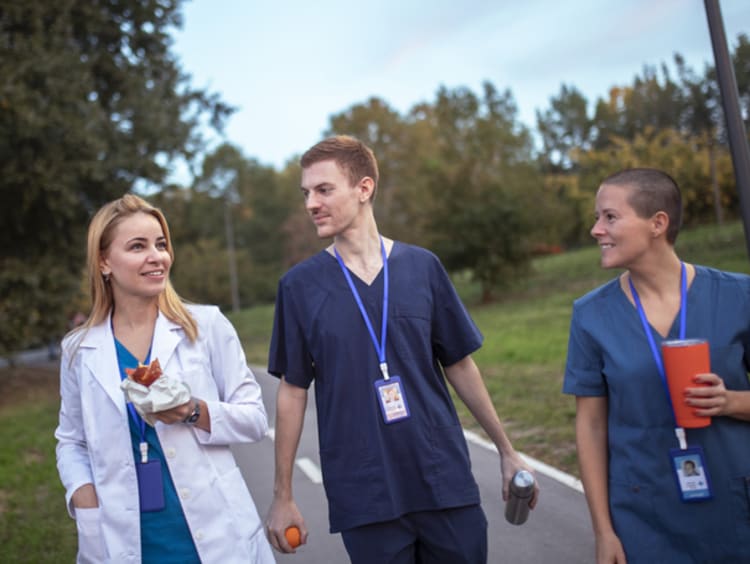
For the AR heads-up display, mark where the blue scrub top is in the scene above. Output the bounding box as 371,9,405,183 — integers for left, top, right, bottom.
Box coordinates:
269,242,483,532
564,266,750,563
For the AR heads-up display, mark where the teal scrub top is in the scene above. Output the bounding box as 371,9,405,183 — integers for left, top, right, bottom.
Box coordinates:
114,339,200,563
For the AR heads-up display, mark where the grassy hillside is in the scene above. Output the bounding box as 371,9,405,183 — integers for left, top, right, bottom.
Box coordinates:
230,221,749,476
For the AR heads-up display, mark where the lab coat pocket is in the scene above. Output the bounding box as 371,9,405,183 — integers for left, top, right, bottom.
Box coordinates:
218,467,262,531
75,507,109,563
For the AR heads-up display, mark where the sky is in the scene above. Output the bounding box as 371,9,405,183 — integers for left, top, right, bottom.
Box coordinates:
171,0,750,172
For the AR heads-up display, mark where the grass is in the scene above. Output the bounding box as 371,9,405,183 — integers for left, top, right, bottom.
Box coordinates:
0,365,77,562
2,220,747,562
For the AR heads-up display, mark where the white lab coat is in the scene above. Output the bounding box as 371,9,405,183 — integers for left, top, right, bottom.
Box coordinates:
55,305,275,563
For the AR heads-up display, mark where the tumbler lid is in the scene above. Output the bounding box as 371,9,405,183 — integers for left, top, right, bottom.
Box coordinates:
662,338,707,348
512,470,535,488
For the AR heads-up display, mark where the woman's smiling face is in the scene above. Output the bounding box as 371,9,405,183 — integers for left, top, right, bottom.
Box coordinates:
590,183,656,270
100,211,172,301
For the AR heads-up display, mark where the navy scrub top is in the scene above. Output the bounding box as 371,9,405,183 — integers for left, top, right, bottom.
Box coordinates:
564,266,750,563
269,242,483,533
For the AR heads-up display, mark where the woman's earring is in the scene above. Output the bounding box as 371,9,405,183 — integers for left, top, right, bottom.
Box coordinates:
102,272,111,282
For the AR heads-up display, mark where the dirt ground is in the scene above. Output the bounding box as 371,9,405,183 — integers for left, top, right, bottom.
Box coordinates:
0,364,60,410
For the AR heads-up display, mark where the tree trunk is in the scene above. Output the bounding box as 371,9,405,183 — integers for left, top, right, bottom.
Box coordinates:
709,137,724,226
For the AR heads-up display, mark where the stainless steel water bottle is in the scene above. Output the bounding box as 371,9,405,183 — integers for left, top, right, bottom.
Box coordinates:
505,469,535,525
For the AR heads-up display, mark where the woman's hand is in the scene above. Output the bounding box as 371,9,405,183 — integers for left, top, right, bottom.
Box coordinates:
153,398,210,431
595,530,628,564
686,373,728,416
687,373,750,421
71,483,98,508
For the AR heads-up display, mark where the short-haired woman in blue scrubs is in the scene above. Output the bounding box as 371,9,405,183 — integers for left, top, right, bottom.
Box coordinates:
564,168,750,563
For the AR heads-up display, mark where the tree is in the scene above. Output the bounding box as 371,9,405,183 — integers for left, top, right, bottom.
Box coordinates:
424,83,540,302
0,0,232,354
536,84,593,172
187,143,293,307
675,54,725,225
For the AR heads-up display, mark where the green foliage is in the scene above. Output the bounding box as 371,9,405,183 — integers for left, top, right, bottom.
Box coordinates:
574,128,737,235
0,256,81,353
431,192,531,301
536,84,593,172
227,304,276,366
161,142,297,308
733,34,750,129
0,0,232,354
534,37,749,249
425,83,540,301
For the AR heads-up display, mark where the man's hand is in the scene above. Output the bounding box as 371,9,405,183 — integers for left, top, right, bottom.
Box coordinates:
500,451,540,509
266,497,308,554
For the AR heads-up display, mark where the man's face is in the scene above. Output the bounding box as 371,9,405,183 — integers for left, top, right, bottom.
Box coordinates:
300,159,363,239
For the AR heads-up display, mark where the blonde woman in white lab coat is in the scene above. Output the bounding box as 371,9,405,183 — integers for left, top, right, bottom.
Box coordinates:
55,194,275,563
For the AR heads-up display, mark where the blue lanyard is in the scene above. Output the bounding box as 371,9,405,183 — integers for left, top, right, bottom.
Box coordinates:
334,238,390,380
113,331,152,461
628,262,688,445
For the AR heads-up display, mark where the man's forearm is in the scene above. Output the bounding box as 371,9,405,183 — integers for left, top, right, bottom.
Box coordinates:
273,378,308,499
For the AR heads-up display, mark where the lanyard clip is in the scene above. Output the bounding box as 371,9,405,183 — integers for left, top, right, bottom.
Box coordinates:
675,427,687,450
379,362,390,381
139,441,148,464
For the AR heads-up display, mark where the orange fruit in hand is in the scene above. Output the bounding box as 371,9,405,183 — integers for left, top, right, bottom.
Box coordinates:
285,526,301,548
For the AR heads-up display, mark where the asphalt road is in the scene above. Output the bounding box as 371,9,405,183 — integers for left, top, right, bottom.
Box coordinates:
232,368,596,564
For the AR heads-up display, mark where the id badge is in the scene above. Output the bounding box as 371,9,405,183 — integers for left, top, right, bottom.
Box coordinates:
669,446,712,502
136,460,166,512
374,376,410,424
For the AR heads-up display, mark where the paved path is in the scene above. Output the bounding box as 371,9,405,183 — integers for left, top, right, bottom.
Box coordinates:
232,368,596,563
0,346,60,368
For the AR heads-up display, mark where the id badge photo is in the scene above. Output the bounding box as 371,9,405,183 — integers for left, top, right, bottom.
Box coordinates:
669,446,713,502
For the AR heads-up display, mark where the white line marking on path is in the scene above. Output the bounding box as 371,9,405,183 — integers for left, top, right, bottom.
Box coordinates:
463,429,584,493
296,457,324,484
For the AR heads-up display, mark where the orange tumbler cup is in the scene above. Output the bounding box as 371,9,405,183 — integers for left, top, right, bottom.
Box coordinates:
661,339,711,428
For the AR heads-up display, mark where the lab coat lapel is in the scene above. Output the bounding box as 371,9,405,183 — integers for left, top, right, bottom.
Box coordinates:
80,317,126,415
150,310,184,370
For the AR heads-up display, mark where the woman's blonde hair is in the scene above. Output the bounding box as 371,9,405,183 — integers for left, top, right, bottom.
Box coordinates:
81,193,198,342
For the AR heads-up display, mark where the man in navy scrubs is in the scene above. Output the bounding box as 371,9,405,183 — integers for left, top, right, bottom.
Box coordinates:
265,135,538,563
